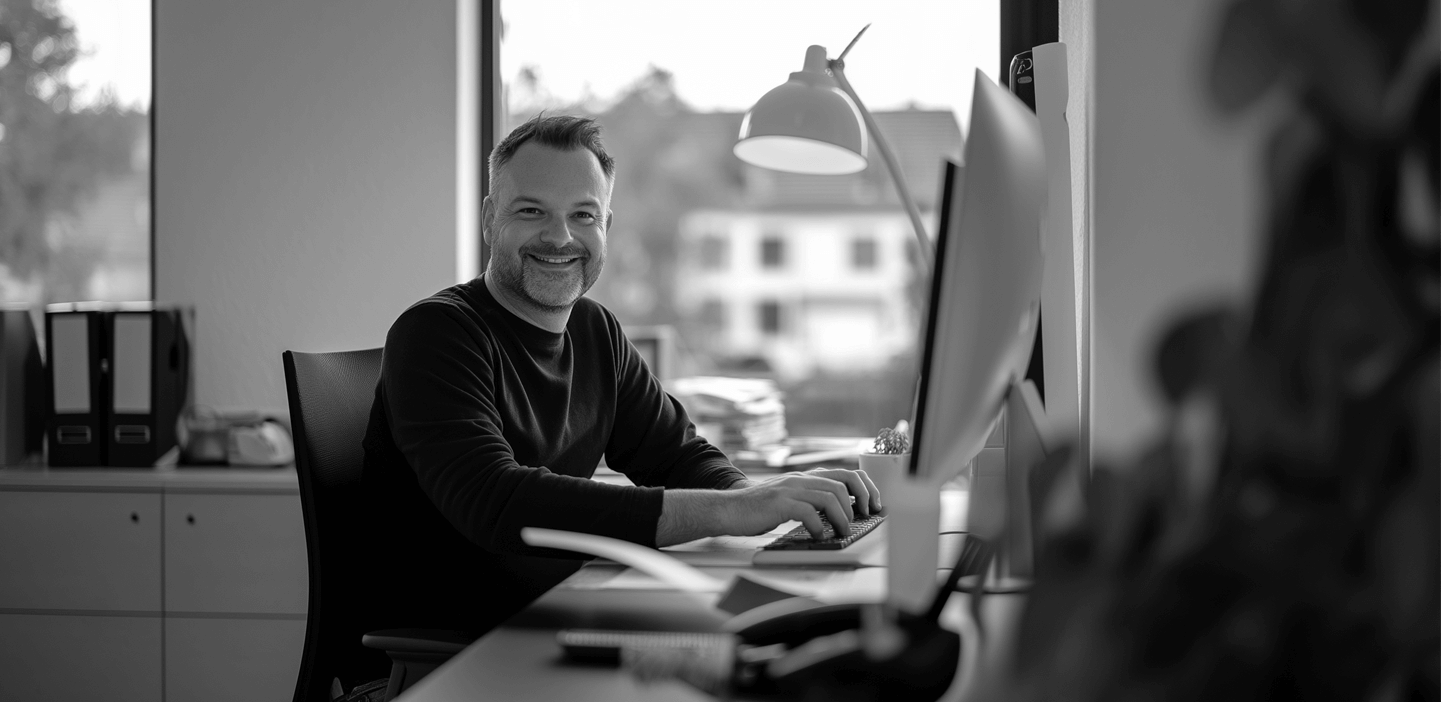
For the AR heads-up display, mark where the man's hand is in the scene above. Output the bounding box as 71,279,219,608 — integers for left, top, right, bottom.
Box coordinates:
655,468,882,547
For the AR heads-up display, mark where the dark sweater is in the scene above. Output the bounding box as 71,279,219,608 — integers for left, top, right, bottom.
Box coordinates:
361,277,744,634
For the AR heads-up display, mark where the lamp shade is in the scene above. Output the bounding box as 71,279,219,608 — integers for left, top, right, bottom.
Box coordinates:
734,45,868,175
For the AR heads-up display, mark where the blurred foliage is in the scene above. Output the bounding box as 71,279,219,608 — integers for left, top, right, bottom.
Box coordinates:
0,0,147,297
987,1,1440,700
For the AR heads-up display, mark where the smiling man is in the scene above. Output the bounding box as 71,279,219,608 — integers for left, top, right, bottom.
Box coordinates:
361,114,881,637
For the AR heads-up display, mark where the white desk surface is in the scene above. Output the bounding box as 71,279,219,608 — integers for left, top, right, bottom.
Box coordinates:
398,484,994,702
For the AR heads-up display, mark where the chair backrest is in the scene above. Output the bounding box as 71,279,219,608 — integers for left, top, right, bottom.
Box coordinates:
284,348,389,702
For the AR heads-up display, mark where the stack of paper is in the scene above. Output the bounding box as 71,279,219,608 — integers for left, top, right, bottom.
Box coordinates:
669,376,789,460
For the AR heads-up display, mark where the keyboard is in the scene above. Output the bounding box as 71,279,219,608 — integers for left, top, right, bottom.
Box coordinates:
557,629,735,664
761,514,885,551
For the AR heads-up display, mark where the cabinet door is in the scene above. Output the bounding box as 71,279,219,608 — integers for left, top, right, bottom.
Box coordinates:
0,491,162,611
164,493,308,614
0,612,162,702
165,617,306,702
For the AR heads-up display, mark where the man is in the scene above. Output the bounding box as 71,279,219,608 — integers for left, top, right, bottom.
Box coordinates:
362,114,882,635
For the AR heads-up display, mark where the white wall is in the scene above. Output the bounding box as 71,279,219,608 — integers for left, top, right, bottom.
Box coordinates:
155,0,459,413
1087,0,1271,463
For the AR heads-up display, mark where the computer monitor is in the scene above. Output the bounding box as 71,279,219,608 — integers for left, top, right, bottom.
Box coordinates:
910,69,1047,486
626,325,678,382
886,70,1048,610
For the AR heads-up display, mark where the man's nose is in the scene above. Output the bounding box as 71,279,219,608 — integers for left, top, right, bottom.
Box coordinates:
538,214,575,246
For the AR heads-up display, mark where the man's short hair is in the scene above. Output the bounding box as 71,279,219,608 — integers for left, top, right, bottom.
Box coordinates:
488,114,616,198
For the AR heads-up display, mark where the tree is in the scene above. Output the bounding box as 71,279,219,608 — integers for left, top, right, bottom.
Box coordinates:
0,0,146,300
585,66,743,326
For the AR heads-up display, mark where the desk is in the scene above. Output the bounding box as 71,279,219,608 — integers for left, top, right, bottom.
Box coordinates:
396,484,1016,702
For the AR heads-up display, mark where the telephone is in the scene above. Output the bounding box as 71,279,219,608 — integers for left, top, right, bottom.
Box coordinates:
723,598,961,701
717,534,994,701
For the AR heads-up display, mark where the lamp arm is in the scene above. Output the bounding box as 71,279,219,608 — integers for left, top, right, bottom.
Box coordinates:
829,60,934,270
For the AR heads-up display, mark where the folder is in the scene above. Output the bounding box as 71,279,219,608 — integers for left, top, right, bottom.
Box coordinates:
45,303,108,467
105,305,191,467
1,307,46,464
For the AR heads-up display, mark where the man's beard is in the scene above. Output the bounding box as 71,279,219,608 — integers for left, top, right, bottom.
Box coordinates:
490,243,604,312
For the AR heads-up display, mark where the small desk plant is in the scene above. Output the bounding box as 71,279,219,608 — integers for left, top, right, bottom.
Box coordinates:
979,2,1439,700
858,424,911,496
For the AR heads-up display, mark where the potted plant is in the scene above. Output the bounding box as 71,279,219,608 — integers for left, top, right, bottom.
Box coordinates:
978,3,1439,699
858,424,912,500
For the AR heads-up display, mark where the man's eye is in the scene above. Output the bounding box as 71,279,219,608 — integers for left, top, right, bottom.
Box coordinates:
518,208,543,215
573,212,597,221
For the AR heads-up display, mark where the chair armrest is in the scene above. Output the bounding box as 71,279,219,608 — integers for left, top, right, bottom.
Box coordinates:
362,629,474,657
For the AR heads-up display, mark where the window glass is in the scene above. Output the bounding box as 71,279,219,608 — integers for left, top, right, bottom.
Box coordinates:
760,235,785,270
852,236,878,270
0,0,152,305
758,301,782,335
500,0,997,446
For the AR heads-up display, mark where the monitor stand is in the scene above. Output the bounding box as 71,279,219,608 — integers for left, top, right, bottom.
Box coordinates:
886,378,1048,612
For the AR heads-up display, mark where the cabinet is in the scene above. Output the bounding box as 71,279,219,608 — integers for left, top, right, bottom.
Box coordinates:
165,493,308,615
0,613,162,702
0,468,307,702
0,491,161,611
166,617,307,702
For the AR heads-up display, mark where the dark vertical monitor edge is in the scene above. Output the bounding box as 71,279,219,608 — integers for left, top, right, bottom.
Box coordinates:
908,159,960,477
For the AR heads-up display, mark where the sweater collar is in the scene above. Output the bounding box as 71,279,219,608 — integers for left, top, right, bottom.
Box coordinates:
470,276,567,349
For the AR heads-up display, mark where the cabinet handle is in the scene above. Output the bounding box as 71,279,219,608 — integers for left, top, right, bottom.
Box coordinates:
130,512,139,523
186,514,195,525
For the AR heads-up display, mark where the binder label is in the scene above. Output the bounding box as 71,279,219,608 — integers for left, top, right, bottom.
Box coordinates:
112,315,152,414
51,315,91,414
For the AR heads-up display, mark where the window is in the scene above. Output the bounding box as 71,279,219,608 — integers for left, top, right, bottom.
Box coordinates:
758,301,782,336
760,235,785,269
698,234,728,270
500,0,998,438
852,236,878,270
0,0,152,304
699,298,726,331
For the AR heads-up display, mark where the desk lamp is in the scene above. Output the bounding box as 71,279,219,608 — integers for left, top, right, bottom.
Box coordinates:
734,25,933,269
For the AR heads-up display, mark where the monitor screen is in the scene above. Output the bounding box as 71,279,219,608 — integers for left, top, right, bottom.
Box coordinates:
909,69,1047,482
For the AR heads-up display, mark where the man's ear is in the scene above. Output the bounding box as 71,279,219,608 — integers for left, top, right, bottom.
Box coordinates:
605,210,614,232
481,196,495,246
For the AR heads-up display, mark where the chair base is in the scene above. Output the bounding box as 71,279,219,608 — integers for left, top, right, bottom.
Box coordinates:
361,628,474,701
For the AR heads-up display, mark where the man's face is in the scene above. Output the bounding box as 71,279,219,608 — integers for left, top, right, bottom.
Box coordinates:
484,142,612,311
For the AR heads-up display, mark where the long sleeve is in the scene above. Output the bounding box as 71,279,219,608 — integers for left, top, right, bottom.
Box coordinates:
381,301,666,553
601,312,749,491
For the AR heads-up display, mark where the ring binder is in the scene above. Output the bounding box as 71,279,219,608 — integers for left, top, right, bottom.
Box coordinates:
44,303,192,468
45,303,107,466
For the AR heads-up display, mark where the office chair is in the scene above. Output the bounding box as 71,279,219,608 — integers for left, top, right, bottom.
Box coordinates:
284,349,473,702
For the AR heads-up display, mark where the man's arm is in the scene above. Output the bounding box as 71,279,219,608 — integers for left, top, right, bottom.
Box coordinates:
602,315,746,490
655,468,884,547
